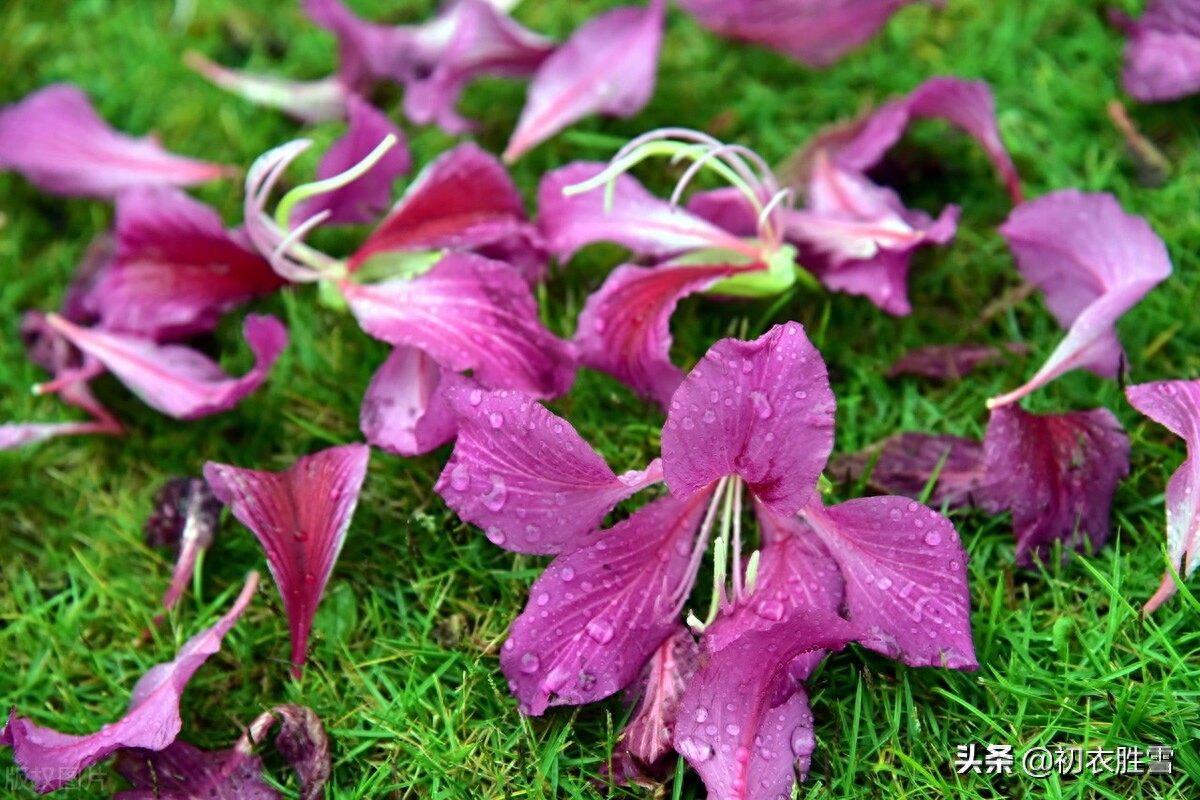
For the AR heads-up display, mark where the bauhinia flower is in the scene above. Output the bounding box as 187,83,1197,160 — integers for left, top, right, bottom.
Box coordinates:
435,322,975,798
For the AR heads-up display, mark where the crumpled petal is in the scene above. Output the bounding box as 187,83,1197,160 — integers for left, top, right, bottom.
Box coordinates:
88,186,286,340
799,497,977,669
675,0,922,68
1,574,259,794
0,84,232,198
144,477,223,615
45,314,288,420
341,252,575,397
574,261,755,408
501,492,711,715
988,190,1172,408
360,346,459,457
184,51,350,123
1125,380,1200,611
886,342,1028,380
981,405,1130,567
662,322,836,517
204,444,370,677
538,163,759,263
293,94,411,226
504,0,666,161
1117,0,1200,102
828,432,987,509
435,382,663,555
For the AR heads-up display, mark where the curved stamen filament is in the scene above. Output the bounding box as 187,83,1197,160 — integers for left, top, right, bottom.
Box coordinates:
729,476,744,602
274,134,399,230
670,476,729,616
757,188,794,252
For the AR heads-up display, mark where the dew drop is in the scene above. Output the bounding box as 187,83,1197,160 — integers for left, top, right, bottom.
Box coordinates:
726,723,741,736
694,706,709,723
585,619,615,644
750,391,773,419
682,417,695,430
482,474,508,511
923,530,942,547
503,639,515,651
449,463,471,492
489,411,504,429
889,508,903,521
876,576,893,591
328,488,340,501
536,592,550,607
519,652,540,674
468,389,483,406
907,501,921,512
702,408,716,423
709,389,720,402
560,566,576,582
755,599,785,621
706,724,718,736
524,524,541,542
793,390,807,399
790,727,815,757
485,527,507,546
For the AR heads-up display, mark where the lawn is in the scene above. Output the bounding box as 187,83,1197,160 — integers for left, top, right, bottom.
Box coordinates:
1,0,1198,798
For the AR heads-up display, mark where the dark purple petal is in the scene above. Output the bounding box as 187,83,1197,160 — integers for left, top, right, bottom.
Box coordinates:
501,493,711,715
144,478,222,615
45,314,288,420
886,342,1028,380
436,382,662,555
662,322,836,516
981,405,1130,567
113,740,277,800
989,190,1172,408
341,252,575,397
292,94,410,226
1119,0,1200,102
246,705,331,800
676,0,921,68
90,186,286,340
2,574,259,793
799,497,976,669
184,51,350,123
1125,380,1200,611
538,163,759,262
504,0,666,161
204,445,369,677
360,346,458,457
828,432,987,509
574,261,754,408
0,84,232,198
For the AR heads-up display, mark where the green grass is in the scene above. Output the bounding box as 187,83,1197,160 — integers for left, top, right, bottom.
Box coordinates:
1,0,1199,797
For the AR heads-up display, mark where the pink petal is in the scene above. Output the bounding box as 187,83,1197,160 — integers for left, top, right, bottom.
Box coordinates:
981,405,1130,567
144,478,222,615
184,51,350,123
292,95,410,226
1125,380,1200,611
204,445,369,677
45,314,288,420
886,342,1028,380
989,190,1172,408
435,382,663,555
348,143,535,271
538,163,760,262
0,419,121,451
89,186,286,339
503,0,667,162
360,346,459,457
1120,0,1200,102
662,322,836,517
301,0,413,89
501,492,712,715
0,84,232,198
2,574,259,793
341,252,575,398
676,0,921,68
828,432,987,509
799,497,977,669
574,261,754,408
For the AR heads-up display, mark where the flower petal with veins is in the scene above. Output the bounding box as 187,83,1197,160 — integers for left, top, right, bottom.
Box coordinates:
360,346,459,457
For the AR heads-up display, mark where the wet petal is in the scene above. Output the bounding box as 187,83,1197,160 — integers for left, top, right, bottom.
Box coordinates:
828,432,987,509
989,190,1172,408
0,84,232,198
436,382,662,555
184,51,350,123
113,740,276,800
501,493,711,715
662,322,836,516
204,445,369,677
360,346,459,457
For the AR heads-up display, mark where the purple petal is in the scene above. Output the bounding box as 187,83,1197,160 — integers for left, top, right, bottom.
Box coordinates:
1120,0,1200,102
113,740,277,800
574,262,754,408
982,405,1130,567
360,346,459,457
184,51,350,123
2,574,259,793
989,190,1172,408
674,615,854,799
45,314,288,420
676,0,921,68
886,342,1028,380
504,0,666,161
204,445,370,677
301,0,411,89
436,382,663,555
144,478,222,615
292,95,410,226
0,84,232,198
1125,380,1200,611
828,432,987,509
348,143,536,270
799,497,977,669
0,419,121,451
684,187,760,238
662,322,836,517
89,186,286,340
501,492,712,715
341,252,575,398
538,163,760,262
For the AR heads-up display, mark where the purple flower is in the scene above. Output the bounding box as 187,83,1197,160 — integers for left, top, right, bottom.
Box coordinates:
1115,0,1200,102
435,322,975,798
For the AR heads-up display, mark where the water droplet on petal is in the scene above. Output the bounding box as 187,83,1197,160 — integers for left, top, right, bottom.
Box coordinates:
519,652,540,674
682,417,695,430
489,412,504,429
790,727,815,757
702,409,716,423
482,474,508,511
536,592,550,607
750,391,773,419
485,527,507,546
876,576,893,590
694,706,709,723
889,508,903,521
726,723,741,736
755,599,785,621
923,530,942,547
468,389,483,406
560,566,576,582
524,524,541,542
449,463,470,491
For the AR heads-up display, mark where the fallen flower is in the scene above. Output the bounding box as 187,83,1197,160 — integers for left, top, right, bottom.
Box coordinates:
1125,380,1200,612
886,342,1028,380
0,84,232,198
828,431,987,508
204,444,370,678
1,573,260,794
1114,0,1200,102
